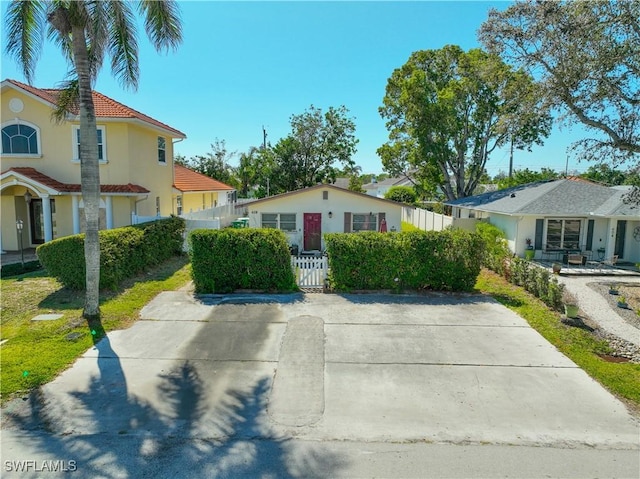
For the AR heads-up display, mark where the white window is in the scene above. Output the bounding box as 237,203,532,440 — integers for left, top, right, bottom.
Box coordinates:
352,213,377,232
158,137,166,163
72,125,106,162
261,213,296,232
176,195,183,216
1,120,41,156
546,219,581,250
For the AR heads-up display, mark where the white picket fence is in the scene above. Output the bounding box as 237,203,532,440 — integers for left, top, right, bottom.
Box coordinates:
291,255,328,289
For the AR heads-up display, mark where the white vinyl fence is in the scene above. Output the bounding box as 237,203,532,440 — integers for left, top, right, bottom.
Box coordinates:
402,206,453,231
181,203,238,227
402,206,478,232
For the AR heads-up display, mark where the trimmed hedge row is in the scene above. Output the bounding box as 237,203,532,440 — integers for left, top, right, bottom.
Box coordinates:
324,229,485,292
36,217,185,290
189,228,296,293
475,222,564,311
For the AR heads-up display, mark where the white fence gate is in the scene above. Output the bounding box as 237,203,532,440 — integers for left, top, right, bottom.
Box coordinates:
291,255,328,290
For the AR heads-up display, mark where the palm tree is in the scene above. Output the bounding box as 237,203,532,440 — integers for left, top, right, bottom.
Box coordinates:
5,0,182,319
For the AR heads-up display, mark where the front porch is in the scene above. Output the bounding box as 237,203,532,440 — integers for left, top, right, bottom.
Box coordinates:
533,259,640,277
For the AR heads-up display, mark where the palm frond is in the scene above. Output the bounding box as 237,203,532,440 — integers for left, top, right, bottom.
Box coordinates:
5,0,46,84
138,0,182,53
84,0,109,81
50,77,79,123
107,0,139,89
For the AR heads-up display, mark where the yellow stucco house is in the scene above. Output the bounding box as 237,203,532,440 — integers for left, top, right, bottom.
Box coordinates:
173,164,235,215
1,78,186,252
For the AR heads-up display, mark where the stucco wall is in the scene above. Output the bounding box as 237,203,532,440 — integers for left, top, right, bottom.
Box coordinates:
244,187,403,249
1,84,182,245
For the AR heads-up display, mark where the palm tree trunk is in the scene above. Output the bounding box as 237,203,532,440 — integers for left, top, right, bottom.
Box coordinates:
71,24,101,319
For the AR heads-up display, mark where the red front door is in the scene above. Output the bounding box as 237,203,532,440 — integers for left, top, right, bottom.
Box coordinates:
303,213,322,251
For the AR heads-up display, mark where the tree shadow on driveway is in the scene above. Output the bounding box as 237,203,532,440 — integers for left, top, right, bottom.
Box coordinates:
3,330,346,478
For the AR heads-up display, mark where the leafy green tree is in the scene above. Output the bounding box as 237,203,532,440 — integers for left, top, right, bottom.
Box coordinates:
480,1,640,163
236,146,276,198
187,139,239,189
347,175,365,193
497,168,560,189
270,105,358,193
174,154,188,167
580,164,628,186
5,0,182,319
384,186,418,205
379,45,551,202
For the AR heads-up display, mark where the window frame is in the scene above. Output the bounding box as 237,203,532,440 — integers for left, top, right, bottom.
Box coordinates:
261,213,297,232
352,213,378,232
158,136,166,164
1,120,41,157
545,218,582,250
71,125,107,163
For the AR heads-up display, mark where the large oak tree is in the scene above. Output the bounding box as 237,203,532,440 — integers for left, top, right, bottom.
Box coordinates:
379,45,551,201
479,0,640,164
269,105,358,194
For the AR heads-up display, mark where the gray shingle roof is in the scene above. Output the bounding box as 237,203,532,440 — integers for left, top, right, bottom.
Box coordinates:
447,179,637,217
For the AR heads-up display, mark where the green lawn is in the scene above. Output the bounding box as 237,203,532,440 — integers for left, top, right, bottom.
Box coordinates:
476,269,640,412
0,256,191,402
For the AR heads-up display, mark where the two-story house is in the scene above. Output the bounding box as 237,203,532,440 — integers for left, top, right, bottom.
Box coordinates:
1,78,186,252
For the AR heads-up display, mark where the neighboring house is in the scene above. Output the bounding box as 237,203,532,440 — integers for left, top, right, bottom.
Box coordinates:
447,178,640,264
173,164,235,215
1,78,185,251
238,184,405,251
362,175,414,198
331,177,351,189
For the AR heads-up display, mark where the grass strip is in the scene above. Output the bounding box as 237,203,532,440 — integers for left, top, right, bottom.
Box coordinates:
0,256,190,402
476,269,640,410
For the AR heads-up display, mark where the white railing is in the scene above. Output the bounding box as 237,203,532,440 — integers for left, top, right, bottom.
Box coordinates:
181,203,238,226
291,255,328,289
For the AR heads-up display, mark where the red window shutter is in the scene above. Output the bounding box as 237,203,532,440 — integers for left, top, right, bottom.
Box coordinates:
344,212,352,233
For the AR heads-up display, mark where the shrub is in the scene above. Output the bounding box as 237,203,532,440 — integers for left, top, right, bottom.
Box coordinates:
324,229,484,292
384,185,418,205
476,222,564,311
189,228,296,293
37,217,185,290
0,260,43,278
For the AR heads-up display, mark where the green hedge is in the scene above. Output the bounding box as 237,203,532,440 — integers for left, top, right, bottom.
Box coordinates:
324,229,484,292
189,228,296,293
36,217,185,290
0,260,43,278
475,222,564,311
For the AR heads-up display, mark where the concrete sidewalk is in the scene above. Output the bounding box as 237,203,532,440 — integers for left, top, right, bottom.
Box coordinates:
2,292,639,478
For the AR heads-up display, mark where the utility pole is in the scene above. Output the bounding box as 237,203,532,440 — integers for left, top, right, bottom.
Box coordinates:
508,136,514,179
262,125,267,150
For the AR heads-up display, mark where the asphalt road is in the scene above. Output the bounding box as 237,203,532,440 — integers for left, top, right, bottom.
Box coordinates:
1,292,638,478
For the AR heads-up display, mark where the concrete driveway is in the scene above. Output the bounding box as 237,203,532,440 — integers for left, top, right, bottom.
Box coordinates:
2,292,639,478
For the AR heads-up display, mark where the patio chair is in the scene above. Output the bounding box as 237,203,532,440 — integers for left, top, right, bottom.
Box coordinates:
600,255,619,268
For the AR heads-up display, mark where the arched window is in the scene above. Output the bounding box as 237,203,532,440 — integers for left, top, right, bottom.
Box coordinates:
1,122,40,155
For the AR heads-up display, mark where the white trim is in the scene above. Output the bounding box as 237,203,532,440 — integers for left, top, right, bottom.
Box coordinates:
71,125,107,163
1,119,42,156
157,136,167,164
0,173,59,196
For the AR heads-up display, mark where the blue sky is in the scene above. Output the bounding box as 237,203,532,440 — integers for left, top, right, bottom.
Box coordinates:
1,1,594,176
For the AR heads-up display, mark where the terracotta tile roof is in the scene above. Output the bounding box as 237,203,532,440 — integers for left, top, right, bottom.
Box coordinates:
4,79,185,138
173,164,234,192
2,167,149,194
